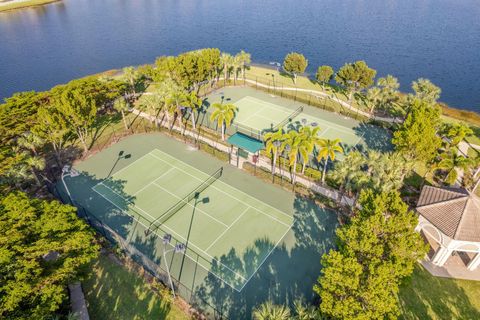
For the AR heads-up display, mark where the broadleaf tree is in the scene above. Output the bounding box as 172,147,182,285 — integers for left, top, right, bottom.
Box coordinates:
283,52,308,84
335,60,377,103
0,193,99,320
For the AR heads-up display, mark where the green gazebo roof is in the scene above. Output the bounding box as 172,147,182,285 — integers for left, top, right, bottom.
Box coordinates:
227,132,264,153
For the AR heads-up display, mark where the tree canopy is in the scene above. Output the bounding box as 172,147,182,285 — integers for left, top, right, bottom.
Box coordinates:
392,99,442,163
335,61,377,101
315,190,428,320
283,52,308,84
0,192,99,319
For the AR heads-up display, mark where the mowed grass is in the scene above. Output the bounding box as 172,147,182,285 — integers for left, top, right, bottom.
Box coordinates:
399,265,480,320
83,254,190,320
0,0,59,12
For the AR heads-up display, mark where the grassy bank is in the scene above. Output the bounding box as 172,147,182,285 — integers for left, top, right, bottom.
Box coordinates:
399,265,480,319
0,0,59,12
83,254,190,320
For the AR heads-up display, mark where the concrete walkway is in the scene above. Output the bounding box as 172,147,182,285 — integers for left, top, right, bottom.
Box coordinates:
242,78,399,123
68,283,90,320
132,108,355,207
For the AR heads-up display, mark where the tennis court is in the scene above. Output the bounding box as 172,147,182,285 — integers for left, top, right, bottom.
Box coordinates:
204,88,364,148
234,96,363,146
91,148,293,291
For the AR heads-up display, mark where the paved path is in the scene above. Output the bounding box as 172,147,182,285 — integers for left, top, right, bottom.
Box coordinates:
241,78,399,123
68,283,90,320
132,108,355,207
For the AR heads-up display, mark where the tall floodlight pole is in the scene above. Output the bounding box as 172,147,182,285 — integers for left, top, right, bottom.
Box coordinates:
162,234,185,299
61,165,80,204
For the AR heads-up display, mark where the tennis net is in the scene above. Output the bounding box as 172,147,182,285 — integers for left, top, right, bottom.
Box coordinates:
272,106,304,131
145,167,223,235
233,123,264,141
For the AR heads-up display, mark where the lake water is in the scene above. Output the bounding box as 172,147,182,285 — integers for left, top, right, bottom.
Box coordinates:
1,0,479,112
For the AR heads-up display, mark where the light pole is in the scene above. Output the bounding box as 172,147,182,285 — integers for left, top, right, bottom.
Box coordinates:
177,193,209,284
61,165,80,205
162,234,185,299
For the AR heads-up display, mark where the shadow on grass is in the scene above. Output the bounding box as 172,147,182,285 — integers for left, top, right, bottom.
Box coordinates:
398,264,480,320
193,194,338,319
83,255,174,320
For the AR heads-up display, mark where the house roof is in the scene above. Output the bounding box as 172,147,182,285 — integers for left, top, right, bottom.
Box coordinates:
416,186,480,242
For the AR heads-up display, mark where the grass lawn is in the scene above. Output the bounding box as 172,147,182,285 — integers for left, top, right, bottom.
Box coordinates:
399,265,480,319
83,254,190,320
0,0,59,12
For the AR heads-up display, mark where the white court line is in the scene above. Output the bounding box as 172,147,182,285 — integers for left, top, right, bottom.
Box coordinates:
133,167,175,196
91,186,247,291
244,96,360,136
151,182,229,228
237,223,292,292
318,127,331,138
205,206,250,252
239,101,270,123
91,152,156,191
90,150,295,291
148,152,292,227
91,185,248,284
149,151,293,226
92,157,251,282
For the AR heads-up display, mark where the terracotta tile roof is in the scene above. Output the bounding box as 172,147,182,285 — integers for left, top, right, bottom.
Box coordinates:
416,186,480,242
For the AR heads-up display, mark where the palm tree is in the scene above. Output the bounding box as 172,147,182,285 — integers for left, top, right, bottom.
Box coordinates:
236,50,251,80
185,91,202,130
25,156,46,186
220,53,233,81
252,301,291,320
281,130,303,184
17,132,44,156
231,55,242,85
366,86,382,113
165,89,191,129
330,150,367,204
123,66,139,99
316,138,344,184
140,94,164,126
209,102,237,140
113,96,130,130
299,126,321,174
264,129,284,181
436,151,472,185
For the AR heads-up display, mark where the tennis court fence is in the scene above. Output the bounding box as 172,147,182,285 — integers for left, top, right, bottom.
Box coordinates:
46,181,223,319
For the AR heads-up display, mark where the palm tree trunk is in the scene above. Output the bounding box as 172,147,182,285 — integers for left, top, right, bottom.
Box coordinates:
292,161,297,184
272,151,277,181
221,123,225,141
191,110,196,130
322,157,329,184
31,167,42,186
121,110,129,130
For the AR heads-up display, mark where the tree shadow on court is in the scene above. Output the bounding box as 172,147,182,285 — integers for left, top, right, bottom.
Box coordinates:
56,170,142,243
193,194,339,319
353,122,393,152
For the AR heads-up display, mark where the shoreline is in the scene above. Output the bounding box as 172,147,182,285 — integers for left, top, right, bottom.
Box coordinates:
0,0,60,12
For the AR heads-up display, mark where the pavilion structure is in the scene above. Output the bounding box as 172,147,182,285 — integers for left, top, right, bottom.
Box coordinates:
415,185,480,278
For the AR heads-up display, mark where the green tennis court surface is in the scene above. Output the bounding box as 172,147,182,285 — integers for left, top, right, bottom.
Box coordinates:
92,148,293,291
234,96,363,146
204,88,364,148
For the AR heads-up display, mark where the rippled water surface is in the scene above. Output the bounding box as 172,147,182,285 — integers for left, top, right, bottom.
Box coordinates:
1,0,479,111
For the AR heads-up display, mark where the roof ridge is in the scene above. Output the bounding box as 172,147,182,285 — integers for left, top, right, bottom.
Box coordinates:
452,198,471,240
417,194,468,209
423,185,467,197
